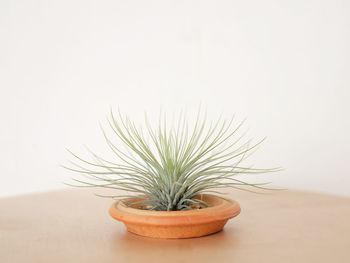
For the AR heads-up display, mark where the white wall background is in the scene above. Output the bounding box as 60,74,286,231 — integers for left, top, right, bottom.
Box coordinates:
1,0,349,197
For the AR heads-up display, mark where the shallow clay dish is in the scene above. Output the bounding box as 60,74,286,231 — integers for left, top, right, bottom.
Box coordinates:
109,194,241,239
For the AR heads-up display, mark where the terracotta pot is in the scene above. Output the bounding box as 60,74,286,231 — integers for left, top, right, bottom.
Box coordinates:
109,194,241,239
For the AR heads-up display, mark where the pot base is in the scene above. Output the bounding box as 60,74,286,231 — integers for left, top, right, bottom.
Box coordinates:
125,219,228,239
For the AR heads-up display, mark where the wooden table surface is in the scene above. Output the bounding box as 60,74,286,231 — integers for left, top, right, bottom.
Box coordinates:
1,189,349,263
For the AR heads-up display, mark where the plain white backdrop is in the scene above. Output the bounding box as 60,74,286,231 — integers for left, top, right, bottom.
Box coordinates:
1,0,349,197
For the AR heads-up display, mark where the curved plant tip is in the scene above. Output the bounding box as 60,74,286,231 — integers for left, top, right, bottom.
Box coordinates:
63,108,282,211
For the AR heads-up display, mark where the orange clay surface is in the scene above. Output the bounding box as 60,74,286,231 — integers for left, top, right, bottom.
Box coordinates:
109,194,241,238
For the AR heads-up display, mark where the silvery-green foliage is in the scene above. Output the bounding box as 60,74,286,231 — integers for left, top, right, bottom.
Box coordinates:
64,109,279,211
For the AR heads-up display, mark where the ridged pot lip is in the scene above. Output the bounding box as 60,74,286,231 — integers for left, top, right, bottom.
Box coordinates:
109,194,241,226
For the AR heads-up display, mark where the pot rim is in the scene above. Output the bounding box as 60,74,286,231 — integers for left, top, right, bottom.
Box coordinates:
109,194,241,226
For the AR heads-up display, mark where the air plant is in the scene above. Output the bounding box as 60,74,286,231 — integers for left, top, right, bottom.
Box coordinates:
64,109,279,211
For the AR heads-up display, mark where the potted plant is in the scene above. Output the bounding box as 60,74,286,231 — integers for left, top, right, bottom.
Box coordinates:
64,109,279,238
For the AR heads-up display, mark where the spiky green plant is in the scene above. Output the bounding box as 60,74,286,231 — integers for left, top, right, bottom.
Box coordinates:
64,109,279,211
